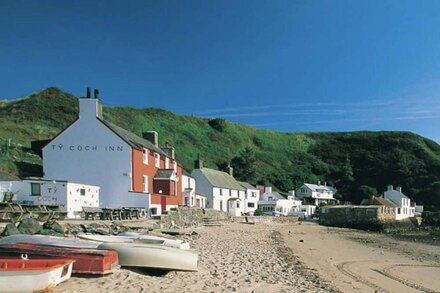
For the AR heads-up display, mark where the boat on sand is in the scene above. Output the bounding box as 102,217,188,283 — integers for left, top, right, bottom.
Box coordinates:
97,242,198,271
77,232,190,250
0,243,118,275
0,257,74,293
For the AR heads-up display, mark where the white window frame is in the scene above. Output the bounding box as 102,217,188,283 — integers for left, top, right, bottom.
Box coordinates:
165,157,170,169
173,160,177,172
142,175,149,193
142,148,148,165
155,153,160,168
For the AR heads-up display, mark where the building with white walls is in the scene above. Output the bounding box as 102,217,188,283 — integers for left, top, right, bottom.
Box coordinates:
295,182,337,206
384,185,415,220
0,177,99,219
238,181,260,215
191,159,246,216
182,170,206,208
258,187,303,216
42,89,184,215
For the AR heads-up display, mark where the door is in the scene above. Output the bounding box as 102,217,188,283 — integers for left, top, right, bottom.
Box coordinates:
161,196,166,213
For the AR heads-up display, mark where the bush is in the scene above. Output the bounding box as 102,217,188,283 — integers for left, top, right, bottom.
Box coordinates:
208,118,227,132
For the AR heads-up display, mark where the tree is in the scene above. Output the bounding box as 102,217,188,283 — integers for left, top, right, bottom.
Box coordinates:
231,147,257,181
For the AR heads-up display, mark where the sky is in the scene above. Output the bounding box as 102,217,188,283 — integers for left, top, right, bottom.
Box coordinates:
1,1,440,141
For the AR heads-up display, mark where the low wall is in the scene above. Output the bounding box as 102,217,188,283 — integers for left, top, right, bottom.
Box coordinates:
319,205,396,231
158,207,233,229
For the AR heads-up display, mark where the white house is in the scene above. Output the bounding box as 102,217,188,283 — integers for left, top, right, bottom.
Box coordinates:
295,182,337,206
182,170,206,208
238,181,260,215
384,185,415,220
258,187,302,216
0,177,99,219
191,159,246,216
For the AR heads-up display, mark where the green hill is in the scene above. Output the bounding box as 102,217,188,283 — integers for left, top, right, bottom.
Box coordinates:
1,87,440,210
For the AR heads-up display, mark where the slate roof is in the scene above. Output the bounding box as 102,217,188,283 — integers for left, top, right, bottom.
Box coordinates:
197,168,245,191
154,169,175,179
269,192,286,200
0,171,20,181
182,169,193,178
238,181,257,190
99,119,166,156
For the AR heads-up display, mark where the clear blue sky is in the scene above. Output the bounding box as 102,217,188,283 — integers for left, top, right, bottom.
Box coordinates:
1,1,440,141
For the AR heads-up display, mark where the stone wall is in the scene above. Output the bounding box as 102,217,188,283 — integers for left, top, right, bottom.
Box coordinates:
158,207,233,229
319,205,396,231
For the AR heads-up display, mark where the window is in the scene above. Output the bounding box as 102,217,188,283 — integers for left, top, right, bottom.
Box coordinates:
150,208,157,215
31,183,41,196
248,202,255,208
142,175,149,193
397,208,401,214
142,149,148,164
219,188,223,196
173,181,177,196
155,153,160,168
219,200,223,211
236,201,240,208
165,157,170,169
80,188,86,196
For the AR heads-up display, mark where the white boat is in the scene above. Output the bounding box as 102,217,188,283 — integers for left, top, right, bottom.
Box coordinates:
0,234,100,249
97,242,198,271
77,232,190,250
0,257,74,293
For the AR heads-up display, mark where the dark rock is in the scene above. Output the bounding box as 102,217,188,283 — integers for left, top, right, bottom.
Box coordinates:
17,218,41,234
42,221,65,234
299,239,304,243
1,223,21,236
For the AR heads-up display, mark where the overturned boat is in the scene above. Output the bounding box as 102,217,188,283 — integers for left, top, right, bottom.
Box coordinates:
98,242,198,271
77,232,190,250
0,242,118,275
0,257,74,293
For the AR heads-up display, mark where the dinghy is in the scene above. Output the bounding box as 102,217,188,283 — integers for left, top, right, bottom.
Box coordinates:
0,243,118,275
77,232,190,250
97,242,198,271
0,234,100,249
0,257,74,293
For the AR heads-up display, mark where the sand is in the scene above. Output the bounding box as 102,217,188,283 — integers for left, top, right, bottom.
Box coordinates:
54,221,440,293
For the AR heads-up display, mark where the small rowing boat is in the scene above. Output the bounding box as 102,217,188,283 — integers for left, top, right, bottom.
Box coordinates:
0,243,118,275
0,257,74,293
77,232,190,250
97,242,198,271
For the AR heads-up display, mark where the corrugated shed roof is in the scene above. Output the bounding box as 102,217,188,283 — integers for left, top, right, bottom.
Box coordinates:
198,168,245,190
238,181,257,190
99,119,166,155
0,171,20,181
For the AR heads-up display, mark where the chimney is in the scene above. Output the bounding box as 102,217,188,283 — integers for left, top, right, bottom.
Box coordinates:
387,185,393,191
264,186,272,194
194,153,203,169
226,163,233,177
79,87,103,120
94,89,99,99
142,131,159,147
324,181,327,186
288,190,295,197
396,186,402,193
162,142,175,160
318,180,321,186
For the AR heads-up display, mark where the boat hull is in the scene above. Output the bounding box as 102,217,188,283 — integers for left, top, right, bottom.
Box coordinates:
0,243,118,275
0,258,74,293
78,233,190,250
98,242,198,272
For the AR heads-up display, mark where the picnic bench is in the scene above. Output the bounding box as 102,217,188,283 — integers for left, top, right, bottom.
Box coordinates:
82,207,146,220
82,207,103,220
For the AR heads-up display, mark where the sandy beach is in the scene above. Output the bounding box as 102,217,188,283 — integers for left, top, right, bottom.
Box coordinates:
54,221,440,293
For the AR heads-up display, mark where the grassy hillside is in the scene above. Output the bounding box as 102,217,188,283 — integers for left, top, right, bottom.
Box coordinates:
1,87,440,210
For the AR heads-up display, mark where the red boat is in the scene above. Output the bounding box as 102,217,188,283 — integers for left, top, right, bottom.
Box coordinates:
0,243,118,275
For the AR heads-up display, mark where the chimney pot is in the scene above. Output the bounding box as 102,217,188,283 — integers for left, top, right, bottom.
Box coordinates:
387,185,393,191
86,87,91,99
94,89,99,99
194,155,203,169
